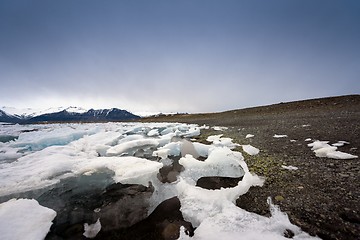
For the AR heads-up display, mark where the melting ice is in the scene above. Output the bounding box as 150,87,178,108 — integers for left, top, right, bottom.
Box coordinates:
0,122,318,239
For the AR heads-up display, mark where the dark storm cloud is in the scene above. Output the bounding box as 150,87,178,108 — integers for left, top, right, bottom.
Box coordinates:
1,0,359,113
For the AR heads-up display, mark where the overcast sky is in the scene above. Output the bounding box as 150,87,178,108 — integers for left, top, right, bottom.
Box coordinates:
1,0,359,114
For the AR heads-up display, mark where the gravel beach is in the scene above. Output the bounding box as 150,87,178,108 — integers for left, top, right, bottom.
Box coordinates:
142,95,360,240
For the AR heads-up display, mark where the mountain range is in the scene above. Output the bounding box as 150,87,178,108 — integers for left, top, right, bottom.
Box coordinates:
0,106,140,123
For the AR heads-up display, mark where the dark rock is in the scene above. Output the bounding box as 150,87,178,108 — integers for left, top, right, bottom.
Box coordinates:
283,228,295,238
42,171,154,239
196,176,243,190
96,197,194,240
157,157,184,183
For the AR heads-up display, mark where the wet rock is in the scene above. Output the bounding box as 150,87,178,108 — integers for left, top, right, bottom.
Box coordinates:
96,197,194,240
42,172,154,239
283,228,295,238
196,176,243,190
157,157,184,183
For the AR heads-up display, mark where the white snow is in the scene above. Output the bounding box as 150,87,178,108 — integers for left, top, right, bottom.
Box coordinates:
307,140,358,159
304,138,312,142
242,144,260,156
273,134,288,138
83,218,101,238
0,198,56,240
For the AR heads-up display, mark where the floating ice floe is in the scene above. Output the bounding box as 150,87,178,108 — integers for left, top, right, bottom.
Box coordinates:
242,144,260,156
307,140,358,160
0,198,56,240
281,165,298,171
304,138,312,142
273,134,288,138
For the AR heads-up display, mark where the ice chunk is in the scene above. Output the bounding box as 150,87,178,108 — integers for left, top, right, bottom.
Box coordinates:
308,140,358,159
314,147,358,159
106,139,159,156
281,165,298,170
153,142,182,159
206,135,240,149
183,127,201,138
304,138,312,142
242,144,260,156
181,139,199,158
331,141,350,147
76,156,164,187
212,126,228,131
0,145,23,161
13,124,98,151
147,128,159,137
157,132,176,147
192,142,212,157
273,134,288,138
206,134,223,143
307,141,330,150
0,198,56,240
0,146,163,196
178,198,318,240
245,134,254,138
177,172,264,227
83,218,101,238
179,147,247,184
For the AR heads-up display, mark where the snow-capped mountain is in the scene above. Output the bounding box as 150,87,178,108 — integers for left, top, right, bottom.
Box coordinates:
0,107,140,123
0,106,88,119
0,109,21,123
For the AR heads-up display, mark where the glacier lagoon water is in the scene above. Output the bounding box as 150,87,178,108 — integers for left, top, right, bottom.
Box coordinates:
0,122,319,239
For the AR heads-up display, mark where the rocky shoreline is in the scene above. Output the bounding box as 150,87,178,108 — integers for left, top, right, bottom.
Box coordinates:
142,95,360,239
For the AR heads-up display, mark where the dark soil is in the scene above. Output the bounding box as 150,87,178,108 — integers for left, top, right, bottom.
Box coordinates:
142,95,360,240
